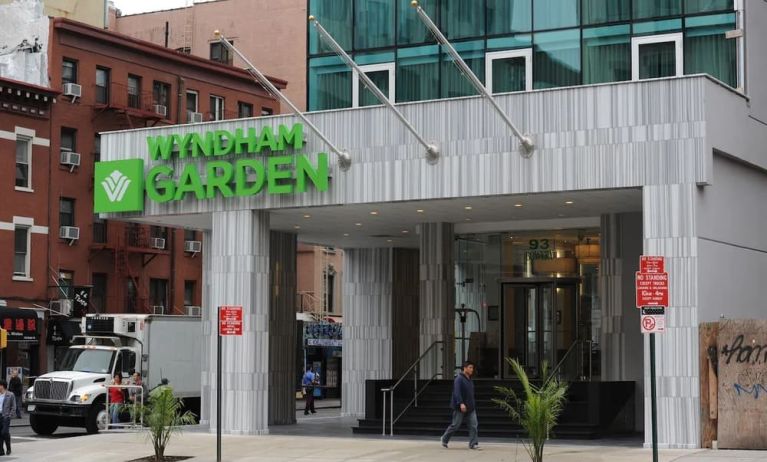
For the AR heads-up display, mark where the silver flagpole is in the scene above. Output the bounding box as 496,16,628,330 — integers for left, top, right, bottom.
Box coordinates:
410,1,535,156
309,16,439,164
214,30,352,171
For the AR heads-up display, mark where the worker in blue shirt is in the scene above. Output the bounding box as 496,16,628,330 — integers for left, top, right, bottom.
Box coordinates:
302,366,318,415
440,360,479,450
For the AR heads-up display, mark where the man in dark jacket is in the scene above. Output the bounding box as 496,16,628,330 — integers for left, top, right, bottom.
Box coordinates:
7,370,22,418
440,360,479,450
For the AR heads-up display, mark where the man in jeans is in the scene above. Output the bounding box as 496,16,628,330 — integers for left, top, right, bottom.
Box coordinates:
0,380,17,456
440,361,479,450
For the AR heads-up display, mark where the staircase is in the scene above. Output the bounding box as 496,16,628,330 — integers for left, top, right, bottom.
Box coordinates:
354,379,635,439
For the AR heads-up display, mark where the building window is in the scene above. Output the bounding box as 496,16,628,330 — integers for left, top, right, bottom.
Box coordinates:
13,226,30,277
583,25,631,84
685,0,732,14
396,45,439,102
442,0,485,39
15,136,31,189
486,48,532,93
633,0,681,19
186,90,199,122
62,58,77,85
150,226,168,241
397,0,437,45
352,62,395,107
61,127,76,152
237,101,253,118
441,40,484,98
184,280,196,306
684,13,737,88
534,0,579,30
487,0,531,35
354,0,394,49
127,74,141,109
152,81,171,111
308,56,351,111
94,134,101,162
583,0,630,25
91,273,107,313
533,29,582,89
184,229,196,242
210,95,225,121
209,41,233,65
261,107,274,116
176,46,191,54
309,0,351,54
95,67,110,104
632,33,683,80
93,216,107,243
58,271,74,299
60,198,75,228
149,278,168,311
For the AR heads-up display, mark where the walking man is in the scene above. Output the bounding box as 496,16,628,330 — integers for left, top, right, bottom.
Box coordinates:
440,361,479,450
0,380,17,456
7,371,21,419
302,366,317,415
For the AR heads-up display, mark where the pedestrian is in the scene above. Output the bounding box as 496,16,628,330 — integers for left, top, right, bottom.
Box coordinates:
301,366,317,415
108,373,125,427
128,370,145,404
0,380,16,456
440,361,479,450
7,370,22,419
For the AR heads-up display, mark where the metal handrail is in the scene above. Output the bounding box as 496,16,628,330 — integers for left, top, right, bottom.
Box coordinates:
381,340,444,436
545,338,588,387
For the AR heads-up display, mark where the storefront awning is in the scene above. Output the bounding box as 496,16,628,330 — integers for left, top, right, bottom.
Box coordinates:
47,318,82,346
0,308,39,342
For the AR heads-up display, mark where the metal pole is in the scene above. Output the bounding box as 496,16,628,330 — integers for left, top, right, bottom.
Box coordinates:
650,333,658,462
382,391,386,435
390,389,394,436
217,306,222,462
309,17,439,164
213,31,352,171
410,0,534,157
413,369,417,408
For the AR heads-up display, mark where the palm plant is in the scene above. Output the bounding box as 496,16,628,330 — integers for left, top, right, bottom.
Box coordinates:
129,385,197,462
493,359,568,462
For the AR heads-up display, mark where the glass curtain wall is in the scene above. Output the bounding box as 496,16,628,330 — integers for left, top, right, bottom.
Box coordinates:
534,0,580,30
398,0,437,45
582,0,630,25
533,29,581,89
633,0,681,19
486,0,531,35
308,56,351,111
396,45,439,102
442,0,484,39
684,13,737,87
354,0,394,49
583,25,631,84
309,0,353,54
441,40,484,98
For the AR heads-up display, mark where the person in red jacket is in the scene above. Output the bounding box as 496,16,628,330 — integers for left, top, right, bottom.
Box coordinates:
108,373,125,427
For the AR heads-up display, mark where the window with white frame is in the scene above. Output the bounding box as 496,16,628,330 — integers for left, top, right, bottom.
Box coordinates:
186,90,199,121
15,136,31,189
631,33,683,81
13,226,30,277
210,95,225,121
485,49,533,93
352,62,395,108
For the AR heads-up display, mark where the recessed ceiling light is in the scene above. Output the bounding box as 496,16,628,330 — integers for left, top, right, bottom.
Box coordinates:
343,233,349,237
303,214,311,218
514,203,523,208
465,218,471,221
464,206,472,210
293,225,301,230
401,230,409,234
370,211,379,215
565,201,574,205
416,209,424,213
386,239,392,243
355,223,362,226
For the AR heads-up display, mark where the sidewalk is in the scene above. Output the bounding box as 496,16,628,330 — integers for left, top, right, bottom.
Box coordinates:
12,429,767,462
10,413,28,427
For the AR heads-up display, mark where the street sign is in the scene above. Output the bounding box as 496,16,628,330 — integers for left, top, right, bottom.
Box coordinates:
640,255,665,274
636,272,669,307
219,305,243,336
641,307,666,334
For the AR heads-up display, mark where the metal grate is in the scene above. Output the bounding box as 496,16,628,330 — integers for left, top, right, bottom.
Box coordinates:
33,379,71,401
34,379,51,399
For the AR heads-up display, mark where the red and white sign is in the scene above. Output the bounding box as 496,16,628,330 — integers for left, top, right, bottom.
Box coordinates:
640,255,665,274
641,313,666,334
219,305,243,336
636,272,669,307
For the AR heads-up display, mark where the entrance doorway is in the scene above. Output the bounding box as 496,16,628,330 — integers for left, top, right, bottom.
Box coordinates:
500,279,578,379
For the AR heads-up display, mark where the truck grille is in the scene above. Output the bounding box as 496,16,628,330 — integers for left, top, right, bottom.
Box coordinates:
34,379,71,401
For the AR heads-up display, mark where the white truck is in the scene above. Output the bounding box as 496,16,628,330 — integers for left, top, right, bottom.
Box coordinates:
26,314,202,435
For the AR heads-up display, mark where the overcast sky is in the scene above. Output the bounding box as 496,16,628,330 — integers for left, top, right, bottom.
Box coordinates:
114,0,191,16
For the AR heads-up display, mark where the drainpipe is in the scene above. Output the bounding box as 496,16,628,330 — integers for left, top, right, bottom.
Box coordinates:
177,76,185,124
164,21,169,48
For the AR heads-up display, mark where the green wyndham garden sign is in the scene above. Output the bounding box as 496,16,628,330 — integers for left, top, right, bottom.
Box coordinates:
94,123,328,213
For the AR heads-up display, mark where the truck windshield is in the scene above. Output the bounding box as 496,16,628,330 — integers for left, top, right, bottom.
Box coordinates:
59,349,115,373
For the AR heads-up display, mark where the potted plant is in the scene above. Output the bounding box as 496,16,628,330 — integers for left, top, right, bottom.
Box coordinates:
493,359,568,462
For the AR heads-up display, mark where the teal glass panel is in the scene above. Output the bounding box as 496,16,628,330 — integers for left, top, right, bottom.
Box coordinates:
359,69,390,107
533,29,581,89
685,13,737,87
685,0,732,14
396,45,439,102
442,0,485,39
309,0,353,55
487,0,531,34
355,51,396,66
308,56,352,111
491,56,526,93
638,42,677,79
633,19,682,35
354,0,395,50
582,0,630,25
534,0,579,31
441,40,484,98
583,25,630,84
487,34,532,51
633,0,681,19
398,0,437,45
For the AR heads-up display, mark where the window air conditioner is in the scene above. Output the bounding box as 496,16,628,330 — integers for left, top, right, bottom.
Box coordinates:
63,83,82,98
187,111,203,123
184,240,202,253
51,299,73,316
59,226,80,240
60,150,81,168
185,305,201,317
152,305,166,315
150,237,166,249
153,104,167,117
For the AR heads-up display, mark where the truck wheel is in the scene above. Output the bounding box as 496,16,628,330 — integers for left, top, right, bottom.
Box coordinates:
85,402,108,434
30,414,58,435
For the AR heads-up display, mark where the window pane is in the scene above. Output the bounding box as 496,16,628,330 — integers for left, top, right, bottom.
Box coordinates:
582,0,630,25
96,68,109,104
127,75,140,108
534,0,579,30
62,60,76,85
354,0,394,49
359,69,389,107
60,198,75,227
639,42,677,79
442,0,484,39
583,25,631,84
308,56,351,110
633,0,680,19
441,40,484,98
685,13,737,87
186,92,198,112
184,281,195,306
14,228,27,275
487,35,532,51
492,56,526,93
398,0,437,45
396,45,439,102
487,0,531,35
685,0,732,14
238,102,254,118
309,0,352,54
15,138,29,188
61,128,76,151
633,19,682,35
533,29,581,89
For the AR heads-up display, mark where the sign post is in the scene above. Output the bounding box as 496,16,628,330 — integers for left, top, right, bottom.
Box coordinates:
217,305,243,462
636,256,668,462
